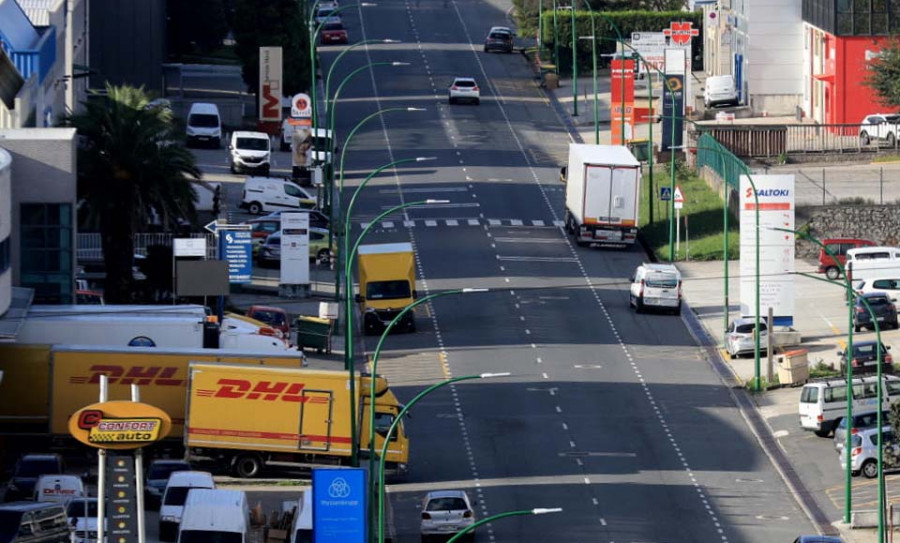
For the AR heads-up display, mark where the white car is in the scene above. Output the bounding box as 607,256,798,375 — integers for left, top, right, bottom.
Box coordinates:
68,498,103,543
850,277,900,303
839,425,897,478
315,6,340,25
448,77,480,105
859,113,900,147
703,75,739,109
628,263,682,315
420,490,476,542
229,131,271,175
725,317,769,359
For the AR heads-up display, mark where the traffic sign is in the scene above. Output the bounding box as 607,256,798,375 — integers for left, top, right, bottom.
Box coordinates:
674,185,685,209
204,219,251,235
660,187,672,201
222,230,252,284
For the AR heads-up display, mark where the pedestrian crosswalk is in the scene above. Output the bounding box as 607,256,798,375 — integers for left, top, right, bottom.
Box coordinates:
358,218,566,229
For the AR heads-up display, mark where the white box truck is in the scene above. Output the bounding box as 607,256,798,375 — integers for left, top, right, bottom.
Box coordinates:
564,144,642,246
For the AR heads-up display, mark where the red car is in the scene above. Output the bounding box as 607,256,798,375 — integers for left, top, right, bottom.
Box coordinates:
246,305,291,339
320,22,348,44
818,238,876,280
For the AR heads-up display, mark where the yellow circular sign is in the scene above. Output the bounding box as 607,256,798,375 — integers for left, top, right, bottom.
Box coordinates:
68,401,172,450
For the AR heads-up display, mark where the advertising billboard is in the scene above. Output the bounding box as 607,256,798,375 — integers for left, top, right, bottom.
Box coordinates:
259,47,283,122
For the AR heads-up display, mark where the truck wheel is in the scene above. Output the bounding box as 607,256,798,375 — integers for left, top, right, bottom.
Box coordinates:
248,202,263,215
232,454,263,478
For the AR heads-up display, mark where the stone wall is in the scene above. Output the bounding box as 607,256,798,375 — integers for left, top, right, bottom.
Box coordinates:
795,205,900,258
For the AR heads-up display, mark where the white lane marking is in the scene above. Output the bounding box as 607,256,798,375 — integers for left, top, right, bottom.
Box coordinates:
382,221,394,229
425,220,438,227
488,219,501,226
468,219,480,226
493,237,567,244
532,220,546,226
496,256,579,263
510,219,523,226
446,219,459,226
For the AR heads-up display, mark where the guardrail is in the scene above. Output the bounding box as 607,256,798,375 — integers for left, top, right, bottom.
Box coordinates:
77,233,217,262
692,123,896,158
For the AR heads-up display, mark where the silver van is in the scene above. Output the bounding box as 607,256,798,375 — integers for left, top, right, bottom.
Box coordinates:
0,502,71,543
799,374,900,436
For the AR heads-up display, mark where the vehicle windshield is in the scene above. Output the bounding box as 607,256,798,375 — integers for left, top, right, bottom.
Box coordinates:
236,138,269,151
489,32,509,40
426,497,468,511
164,487,192,506
367,281,411,300
251,310,287,326
67,501,99,518
861,295,892,306
148,463,189,480
16,459,60,477
178,531,242,543
189,114,218,128
735,323,767,334
853,343,887,357
645,273,678,289
885,115,900,123
317,9,335,16
294,529,313,543
454,80,476,88
0,511,22,543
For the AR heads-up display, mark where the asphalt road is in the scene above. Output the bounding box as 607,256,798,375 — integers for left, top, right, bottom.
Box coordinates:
308,0,819,542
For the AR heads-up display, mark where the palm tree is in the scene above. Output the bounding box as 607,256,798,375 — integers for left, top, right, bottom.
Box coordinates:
65,84,202,303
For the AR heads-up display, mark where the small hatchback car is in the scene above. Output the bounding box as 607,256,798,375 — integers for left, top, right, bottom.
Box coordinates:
420,490,476,541
852,291,898,332
483,26,513,53
448,77,480,105
725,318,769,359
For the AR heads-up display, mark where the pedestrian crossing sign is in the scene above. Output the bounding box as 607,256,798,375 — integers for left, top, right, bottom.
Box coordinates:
660,187,672,201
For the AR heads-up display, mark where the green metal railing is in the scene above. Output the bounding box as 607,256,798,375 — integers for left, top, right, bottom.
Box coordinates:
696,133,750,189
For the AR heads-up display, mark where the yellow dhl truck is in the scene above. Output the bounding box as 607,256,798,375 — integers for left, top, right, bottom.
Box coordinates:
0,344,305,438
357,242,417,334
184,363,409,478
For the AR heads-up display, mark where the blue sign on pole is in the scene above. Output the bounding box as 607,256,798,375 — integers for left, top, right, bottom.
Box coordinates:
222,230,252,284
660,187,672,201
313,468,366,543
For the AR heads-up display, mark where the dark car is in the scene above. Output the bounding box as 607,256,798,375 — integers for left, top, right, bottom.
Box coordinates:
839,340,893,375
144,459,190,510
792,537,843,543
853,291,898,332
0,501,71,543
3,454,64,502
483,27,513,53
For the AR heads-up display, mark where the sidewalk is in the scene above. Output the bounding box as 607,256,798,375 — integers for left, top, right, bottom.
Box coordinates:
537,70,883,542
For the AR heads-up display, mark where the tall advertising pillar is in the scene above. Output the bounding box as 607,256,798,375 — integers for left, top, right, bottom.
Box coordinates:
662,48,686,151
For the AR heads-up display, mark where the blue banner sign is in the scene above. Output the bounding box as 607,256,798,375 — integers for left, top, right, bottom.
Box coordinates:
222,230,252,284
313,468,366,543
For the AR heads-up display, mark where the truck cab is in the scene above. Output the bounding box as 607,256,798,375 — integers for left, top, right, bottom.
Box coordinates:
360,375,409,477
356,243,417,334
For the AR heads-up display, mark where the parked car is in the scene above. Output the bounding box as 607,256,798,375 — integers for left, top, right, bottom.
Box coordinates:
145,459,191,509
247,305,290,338
483,27,513,53
240,177,317,215
228,131,271,175
838,340,893,375
0,502,71,543
158,471,215,542
725,318,768,359
628,263,682,315
851,276,900,302
420,490,476,542
818,238,876,280
703,75,739,108
833,409,890,452
839,425,898,478
315,6,340,25
851,291,898,332
34,475,84,505
3,454,65,502
859,113,900,147
320,22,348,44
257,228,334,267
448,77,480,105
67,498,101,543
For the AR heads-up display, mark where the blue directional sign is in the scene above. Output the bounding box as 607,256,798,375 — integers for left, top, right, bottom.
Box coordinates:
660,186,672,201
313,468,366,543
221,230,252,284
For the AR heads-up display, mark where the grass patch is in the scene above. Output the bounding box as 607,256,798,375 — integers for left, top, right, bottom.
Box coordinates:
638,161,739,262
810,361,841,379
744,376,779,392
873,154,900,163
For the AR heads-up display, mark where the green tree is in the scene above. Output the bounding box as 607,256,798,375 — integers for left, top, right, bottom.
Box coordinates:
232,0,310,97
65,85,201,303
166,0,230,58
865,38,900,109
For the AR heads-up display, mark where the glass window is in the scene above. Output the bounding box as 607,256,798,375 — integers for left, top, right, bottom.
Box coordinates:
426,498,468,511
373,412,397,441
367,280,411,300
801,386,819,403
20,203,74,304
825,385,847,403
886,380,900,395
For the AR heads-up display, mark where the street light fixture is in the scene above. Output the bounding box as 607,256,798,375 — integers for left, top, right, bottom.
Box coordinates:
446,507,564,543
324,40,402,117
377,372,511,543
366,287,488,538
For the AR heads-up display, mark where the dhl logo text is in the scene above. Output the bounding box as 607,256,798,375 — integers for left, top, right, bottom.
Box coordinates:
69,365,184,386
196,379,329,403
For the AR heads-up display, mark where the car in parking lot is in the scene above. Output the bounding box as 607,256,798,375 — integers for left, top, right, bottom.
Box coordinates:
67,497,101,543
145,459,191,509
246,305,290,339
818,238,876,280
3,453,65,503
448,77,480,105
420,490,475,542
833,409,890,451
256,228,334,267
851,291,898,331
703,75,739,108
839,425,898,478
859,113,900,147
725,318,768,359
852,276,900,303
483,26,513,53
838,340,893,375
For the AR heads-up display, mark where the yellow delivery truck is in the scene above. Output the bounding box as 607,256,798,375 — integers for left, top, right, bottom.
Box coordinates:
184,363,410,478
0,344,305,438
356,243,417,334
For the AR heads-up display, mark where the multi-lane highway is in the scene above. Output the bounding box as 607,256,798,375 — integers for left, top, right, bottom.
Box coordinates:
311,0,818,541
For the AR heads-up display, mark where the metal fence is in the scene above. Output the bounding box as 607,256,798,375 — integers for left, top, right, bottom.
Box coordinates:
76,233,218,261
694,123,896,158
694,133,749,189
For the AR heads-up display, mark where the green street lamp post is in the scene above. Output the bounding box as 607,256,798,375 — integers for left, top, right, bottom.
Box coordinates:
552,0,559,73
446,508,563,543
366,287,488,538
377,372,511,543
569,3,577,117
331,107,426,302
324,40,401,122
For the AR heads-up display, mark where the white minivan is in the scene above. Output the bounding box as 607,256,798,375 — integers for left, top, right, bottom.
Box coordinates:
629,263,682,315
186,103,222,148
240,177,317,215
34,474,84,505
703,75,739,108
178,489,249,543
799,374,900,437
159,471,215,542
229,131,271,175
846,246,900,282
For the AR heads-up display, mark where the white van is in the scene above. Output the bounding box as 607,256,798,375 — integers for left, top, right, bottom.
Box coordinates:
159,471,215,542
799,374,900,437
229,131,271,175
703,75,739,108
240,177,317,215
178,489,249,543
186,103,222,148
846,246,900,281
628,263,682,315
287,491,313,543
34,474,84,505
